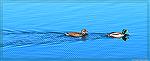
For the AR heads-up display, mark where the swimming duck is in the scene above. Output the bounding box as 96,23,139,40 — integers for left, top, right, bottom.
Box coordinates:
107,29,129,41
65,29,88,37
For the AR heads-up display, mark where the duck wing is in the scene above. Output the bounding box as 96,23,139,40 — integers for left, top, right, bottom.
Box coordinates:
67,32,81,37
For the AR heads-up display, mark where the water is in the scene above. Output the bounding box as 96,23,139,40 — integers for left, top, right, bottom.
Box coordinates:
2,2,148,60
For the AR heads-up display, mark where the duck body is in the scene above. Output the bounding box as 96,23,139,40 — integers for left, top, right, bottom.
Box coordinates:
65,32,82,37
107,32,125,38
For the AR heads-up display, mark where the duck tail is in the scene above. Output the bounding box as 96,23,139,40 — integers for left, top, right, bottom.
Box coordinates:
65,33,69,36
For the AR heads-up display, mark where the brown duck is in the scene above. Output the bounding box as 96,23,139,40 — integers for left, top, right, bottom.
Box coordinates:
65,29,88,37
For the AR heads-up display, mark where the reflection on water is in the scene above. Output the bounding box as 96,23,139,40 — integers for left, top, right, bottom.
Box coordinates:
2,29,120,47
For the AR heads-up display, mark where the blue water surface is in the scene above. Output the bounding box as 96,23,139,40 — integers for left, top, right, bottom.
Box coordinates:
2,2,148,59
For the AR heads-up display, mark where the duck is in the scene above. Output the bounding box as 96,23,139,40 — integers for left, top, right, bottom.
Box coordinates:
107,29,129,41
65,29,88,37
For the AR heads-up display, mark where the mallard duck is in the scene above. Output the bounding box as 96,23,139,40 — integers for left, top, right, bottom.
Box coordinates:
65,29,88,37
107,29,129,41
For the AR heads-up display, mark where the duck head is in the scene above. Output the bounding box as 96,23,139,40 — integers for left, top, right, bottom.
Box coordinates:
81,29,88,36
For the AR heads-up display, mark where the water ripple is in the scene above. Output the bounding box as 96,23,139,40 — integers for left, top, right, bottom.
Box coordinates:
2,29,112,47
